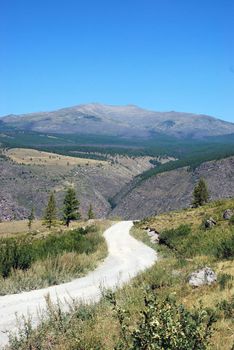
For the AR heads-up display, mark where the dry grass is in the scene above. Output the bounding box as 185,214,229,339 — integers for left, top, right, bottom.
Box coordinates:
5,148,107,167
166,259,234,350
0,220,44,236
142,198,234,233
0,218,104,237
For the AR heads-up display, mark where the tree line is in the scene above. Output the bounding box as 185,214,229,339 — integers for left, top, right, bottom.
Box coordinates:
28,187,95,229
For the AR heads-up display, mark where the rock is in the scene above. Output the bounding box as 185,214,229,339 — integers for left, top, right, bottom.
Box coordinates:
204,217,216,228
150,234,159,243
145,228,160,244
223,209,233,220
188,267,217,287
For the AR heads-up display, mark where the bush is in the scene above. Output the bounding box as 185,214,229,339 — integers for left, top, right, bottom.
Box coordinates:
159,224,191,249
229,215,234,225
0,227,102,278
216,235,234,259
109,291,216,350
0,239,34,278
218,273,233,290
217,297,234,319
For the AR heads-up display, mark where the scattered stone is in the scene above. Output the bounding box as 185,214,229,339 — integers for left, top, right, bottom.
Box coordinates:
204,217,216,228
188,267,217,287
223,209,233,220
145,228,160,244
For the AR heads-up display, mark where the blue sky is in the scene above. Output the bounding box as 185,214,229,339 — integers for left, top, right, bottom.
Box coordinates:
1,0,234,122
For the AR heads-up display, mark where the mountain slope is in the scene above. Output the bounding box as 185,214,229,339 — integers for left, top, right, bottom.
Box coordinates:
2,103,234,138
110,156,234,219
0,150,157,221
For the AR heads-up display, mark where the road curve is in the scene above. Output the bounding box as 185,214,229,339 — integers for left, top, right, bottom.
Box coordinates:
0,221,157,347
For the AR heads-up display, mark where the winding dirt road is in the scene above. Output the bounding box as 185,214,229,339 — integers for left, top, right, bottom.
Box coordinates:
0,221,157,348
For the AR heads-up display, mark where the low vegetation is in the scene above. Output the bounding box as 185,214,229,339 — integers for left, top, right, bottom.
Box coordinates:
5,199,234,349
4,148,107,167
0,222,108,295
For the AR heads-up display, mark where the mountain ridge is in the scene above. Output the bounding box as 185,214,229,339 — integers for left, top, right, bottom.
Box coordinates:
1,103,234,139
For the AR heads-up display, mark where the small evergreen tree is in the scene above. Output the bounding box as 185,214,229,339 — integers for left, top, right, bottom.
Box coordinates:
192,178,209,207
88,204,95,220
43,192,57,228
63,187,80,226
28,207,35,229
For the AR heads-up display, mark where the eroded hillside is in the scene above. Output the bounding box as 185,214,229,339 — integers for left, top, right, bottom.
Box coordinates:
0,148,165,220
0,147,233,221
111,156,234,219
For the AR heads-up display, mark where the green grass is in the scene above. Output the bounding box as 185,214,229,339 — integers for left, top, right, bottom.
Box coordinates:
0,222,108,295
159,224,234,258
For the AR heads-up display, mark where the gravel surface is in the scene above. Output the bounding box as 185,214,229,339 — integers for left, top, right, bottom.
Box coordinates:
0,221,157,347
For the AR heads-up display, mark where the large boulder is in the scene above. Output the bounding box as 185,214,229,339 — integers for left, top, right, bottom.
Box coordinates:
223,209,233,220
188,267,217,287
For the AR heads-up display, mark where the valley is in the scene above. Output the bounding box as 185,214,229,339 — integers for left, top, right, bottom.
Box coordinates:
2,0,234,347
0,103,234,223
0,104,233,349
0,146,172,221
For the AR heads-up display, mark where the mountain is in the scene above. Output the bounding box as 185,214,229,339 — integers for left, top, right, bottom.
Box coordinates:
1,103,234,139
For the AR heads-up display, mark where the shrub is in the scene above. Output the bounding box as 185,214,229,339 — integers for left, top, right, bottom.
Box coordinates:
0,227,102,278
159,224,191,249
229,215,234,225
217,297,234,319
0,239,34,278
215,235,234,259
109,291,216,350
218,273,233,290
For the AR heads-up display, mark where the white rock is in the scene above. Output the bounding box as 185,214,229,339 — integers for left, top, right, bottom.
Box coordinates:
188,267,217,287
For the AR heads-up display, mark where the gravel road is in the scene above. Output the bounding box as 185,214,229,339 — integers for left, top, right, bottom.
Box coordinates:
0,221,157,348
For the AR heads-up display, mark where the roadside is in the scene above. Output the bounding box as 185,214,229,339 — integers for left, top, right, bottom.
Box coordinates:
0,221,157,348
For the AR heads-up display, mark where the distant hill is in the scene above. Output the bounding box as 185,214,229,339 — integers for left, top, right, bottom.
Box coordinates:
1,103,234,139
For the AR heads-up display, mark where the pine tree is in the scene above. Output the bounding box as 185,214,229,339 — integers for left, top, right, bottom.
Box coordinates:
43,192,57,228
192,178,209,207
88,204,95,220
28,207,35,229
63,187,80,227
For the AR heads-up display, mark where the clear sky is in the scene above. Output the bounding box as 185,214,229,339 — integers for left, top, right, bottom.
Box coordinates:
1,0,234,122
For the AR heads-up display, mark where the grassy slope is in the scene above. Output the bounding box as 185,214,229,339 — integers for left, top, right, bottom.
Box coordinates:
6,199,234,350
133,199,234,350
5,148,107,167
0,219,90,237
